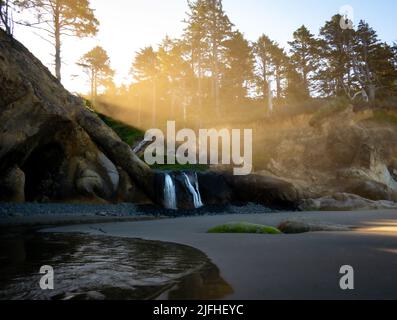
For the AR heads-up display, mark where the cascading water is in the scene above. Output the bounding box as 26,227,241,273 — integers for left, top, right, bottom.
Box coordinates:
163,173,177,210
161,172,204,210
182,172,203,209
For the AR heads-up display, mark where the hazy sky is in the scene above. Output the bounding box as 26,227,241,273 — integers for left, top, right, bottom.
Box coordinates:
13,0,397,94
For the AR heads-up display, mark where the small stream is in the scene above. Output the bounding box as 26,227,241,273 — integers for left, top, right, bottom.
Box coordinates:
0,231,233,300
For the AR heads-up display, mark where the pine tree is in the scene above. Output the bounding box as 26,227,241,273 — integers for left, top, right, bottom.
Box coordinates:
288,25,319,97
284,59,307,102
353,20,396,100
318,14,355,98
393,43,397,68
269,43,287,100
0,0,13,35
78,46,114,103
157,36,194,117
131,47,160,126
204,0,233,109
184,0,209,108
15,0,99,81
184,0,233,111
253,34,274,101
222,30,255,103
393,43,397,92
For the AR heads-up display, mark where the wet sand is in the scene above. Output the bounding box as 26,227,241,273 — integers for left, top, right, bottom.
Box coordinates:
0,232,233,300
42,210,397,300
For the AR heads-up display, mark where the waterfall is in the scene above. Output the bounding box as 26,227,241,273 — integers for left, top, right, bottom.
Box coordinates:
182,172,203,209
162,172,204,210
163,174,177,210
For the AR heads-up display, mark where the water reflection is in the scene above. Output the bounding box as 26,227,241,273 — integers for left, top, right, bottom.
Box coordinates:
0,231,232,300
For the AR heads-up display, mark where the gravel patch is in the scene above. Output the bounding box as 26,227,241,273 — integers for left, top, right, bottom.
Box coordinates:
0,202,277,226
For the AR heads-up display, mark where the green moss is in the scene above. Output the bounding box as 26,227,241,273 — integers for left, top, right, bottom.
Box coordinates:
95,111,209,172
208,222,282,235
96,113,144,146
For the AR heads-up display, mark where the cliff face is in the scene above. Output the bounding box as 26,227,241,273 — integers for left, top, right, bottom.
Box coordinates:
255,106,397,202
0,30,155,204
0,30,301,209
6,28,394,209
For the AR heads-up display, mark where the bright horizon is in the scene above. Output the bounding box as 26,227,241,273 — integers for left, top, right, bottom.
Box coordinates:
13,0,397,94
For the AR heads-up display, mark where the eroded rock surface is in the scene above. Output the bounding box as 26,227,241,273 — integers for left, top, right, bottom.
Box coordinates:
300,193,397,211
0,30,154,204
0,30,299,209
255,106,397,204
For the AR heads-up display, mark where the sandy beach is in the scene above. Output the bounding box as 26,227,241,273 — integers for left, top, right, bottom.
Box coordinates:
41,209,397,300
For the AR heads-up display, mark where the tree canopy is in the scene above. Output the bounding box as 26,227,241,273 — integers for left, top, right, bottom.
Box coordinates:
15,0,99,81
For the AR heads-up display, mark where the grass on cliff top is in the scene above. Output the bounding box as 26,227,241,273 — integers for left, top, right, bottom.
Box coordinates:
370,110,397,126
208,222,282,235
95,111,209,172
97,113,144,146
310,98,351,126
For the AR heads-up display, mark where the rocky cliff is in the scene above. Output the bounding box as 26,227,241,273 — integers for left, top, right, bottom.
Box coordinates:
0,30,299,209
0,30,155,204
254,105,397,205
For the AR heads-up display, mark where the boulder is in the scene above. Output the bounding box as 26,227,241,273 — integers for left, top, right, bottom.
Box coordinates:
256,104,397,201
198,172,233,205
344,179,393,201
97,152,120,192
76,169,104,197
0,166,25,202
116,168,152,204
0,30,155,204
300,193,397,211
225,174,299,209
278,220,351,234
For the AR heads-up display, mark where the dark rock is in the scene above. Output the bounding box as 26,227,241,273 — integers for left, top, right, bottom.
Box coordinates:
225,174,299,209
198,172,233,205
0,30,155,204
300,193,397,211
61,291,106,301
116,168,152,204
0,166,25,202
278,220,351,234
345,179,392,201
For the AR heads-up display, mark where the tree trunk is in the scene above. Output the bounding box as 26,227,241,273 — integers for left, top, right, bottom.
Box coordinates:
262,61,268,100
94,71,98,99
54,1,61,81
268,80,273,114
276,67,281,99
194,57,203,127
213,44,220,114
90,68,95,103
152,80,157,127
197,47,203,110
0,1,11,35
138,94,142,127
367,84,376,102
303,69,308,95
